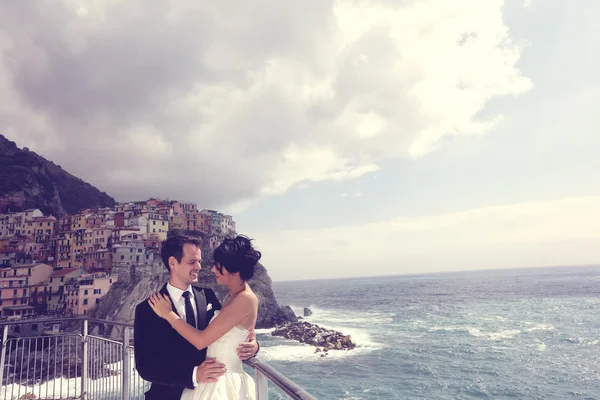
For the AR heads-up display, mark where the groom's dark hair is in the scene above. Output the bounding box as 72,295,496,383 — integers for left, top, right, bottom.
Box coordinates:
160,235,202,271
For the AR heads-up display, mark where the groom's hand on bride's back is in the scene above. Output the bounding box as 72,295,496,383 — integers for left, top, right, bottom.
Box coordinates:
196,357,226,383
237,330,259,361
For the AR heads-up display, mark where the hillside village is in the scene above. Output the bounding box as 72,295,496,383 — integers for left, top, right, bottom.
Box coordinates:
0,196,236,319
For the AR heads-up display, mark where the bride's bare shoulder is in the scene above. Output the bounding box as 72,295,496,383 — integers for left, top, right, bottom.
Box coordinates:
236,290,258,306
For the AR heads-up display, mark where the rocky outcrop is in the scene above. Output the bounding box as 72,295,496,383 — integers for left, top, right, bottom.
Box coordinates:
303,307,312,317
272,321,356,355
0,134,115,216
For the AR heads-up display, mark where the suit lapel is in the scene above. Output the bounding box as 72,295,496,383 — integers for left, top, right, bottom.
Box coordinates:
160,283,181,317
193,286,207,330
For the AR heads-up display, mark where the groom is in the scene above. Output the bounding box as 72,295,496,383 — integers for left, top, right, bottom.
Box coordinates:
134,235,260,400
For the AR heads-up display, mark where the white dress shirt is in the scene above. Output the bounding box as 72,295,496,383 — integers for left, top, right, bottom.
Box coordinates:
167,283,198,328
166,283,200,387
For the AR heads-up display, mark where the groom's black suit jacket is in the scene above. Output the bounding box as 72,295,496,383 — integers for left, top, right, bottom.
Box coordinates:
134,283,222,400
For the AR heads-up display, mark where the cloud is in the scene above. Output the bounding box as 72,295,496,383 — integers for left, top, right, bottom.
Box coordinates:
0,0,531,208
252,196,600,280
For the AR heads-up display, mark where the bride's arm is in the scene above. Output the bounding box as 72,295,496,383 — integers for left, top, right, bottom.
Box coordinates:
149,292,253,350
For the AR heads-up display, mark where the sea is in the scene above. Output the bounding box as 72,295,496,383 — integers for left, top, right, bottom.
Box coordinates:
254,265,600,399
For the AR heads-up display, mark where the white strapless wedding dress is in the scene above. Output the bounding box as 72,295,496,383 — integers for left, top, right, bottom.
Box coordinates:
181,311,256,400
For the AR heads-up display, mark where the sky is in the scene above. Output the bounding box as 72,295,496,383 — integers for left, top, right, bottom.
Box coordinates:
1,0,599,281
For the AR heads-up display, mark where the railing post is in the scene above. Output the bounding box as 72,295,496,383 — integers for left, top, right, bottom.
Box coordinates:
122,327,131,400
254,368,269,400
0,325,8,389
82,319,89,400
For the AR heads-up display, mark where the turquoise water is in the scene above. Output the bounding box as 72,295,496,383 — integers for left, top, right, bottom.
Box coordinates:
257,266,600,399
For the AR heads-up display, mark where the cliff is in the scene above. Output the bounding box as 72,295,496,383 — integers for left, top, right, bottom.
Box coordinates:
0,137,294,332
88,237,297,337
0,134,116,216
89,261,296,338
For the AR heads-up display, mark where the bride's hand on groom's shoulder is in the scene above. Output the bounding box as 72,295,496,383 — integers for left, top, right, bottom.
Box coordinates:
148,292,173,319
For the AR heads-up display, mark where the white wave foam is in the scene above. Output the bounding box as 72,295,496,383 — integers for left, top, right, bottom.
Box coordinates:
259,342,323,362
298,306,387,347
536,342,547,351
268,323,382,360
429,326,523,340
486,329,521,340
1,355,143,399
429,325,467,332
468,327,482,337
287,305,306,317
429,321,554,340
258,305,386,361
258,339,371,362
255,328,275,335
525,324,554,332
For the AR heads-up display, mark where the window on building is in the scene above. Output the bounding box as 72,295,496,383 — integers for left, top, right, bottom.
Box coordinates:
83,299,88,305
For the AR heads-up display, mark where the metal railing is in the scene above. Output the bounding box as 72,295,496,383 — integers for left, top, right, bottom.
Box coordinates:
0,317,317,400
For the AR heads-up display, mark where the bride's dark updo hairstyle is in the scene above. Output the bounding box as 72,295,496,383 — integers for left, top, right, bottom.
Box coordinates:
213,235,261,281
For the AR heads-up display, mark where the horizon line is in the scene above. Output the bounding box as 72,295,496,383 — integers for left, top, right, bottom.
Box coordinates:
271,263,600,283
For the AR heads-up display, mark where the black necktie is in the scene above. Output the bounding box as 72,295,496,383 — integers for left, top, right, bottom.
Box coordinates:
182,291,197,328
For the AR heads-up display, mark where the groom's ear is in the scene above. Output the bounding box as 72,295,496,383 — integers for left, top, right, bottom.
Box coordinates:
168,256,177,270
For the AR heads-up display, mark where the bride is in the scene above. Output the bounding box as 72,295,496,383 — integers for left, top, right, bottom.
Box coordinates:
148,235,261,400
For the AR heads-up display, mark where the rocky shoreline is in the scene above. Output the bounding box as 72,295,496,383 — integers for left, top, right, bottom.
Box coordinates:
271,318,356,356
